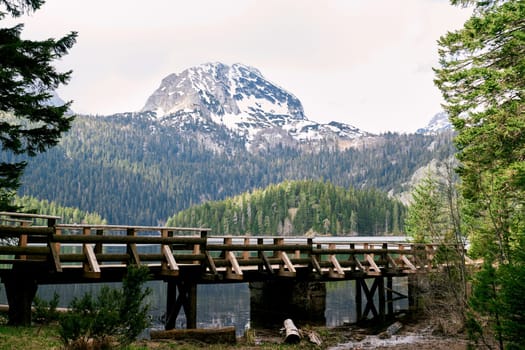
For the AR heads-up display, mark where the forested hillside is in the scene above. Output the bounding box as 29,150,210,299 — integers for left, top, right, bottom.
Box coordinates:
1,113,455,227
166,180,406,236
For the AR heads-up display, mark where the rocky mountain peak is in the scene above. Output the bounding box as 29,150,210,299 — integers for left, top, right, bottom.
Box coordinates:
141,62,367,151
141,62,306,121
416,112,452,134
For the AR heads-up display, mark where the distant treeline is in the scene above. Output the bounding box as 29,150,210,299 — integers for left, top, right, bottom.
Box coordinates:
167,179,406,236
12,195,106,225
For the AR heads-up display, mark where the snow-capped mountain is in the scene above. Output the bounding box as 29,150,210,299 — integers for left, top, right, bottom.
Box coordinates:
417,112,452,134
141,62,368,151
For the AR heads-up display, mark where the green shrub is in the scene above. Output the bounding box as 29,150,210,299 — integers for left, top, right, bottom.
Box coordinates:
58,265,152,349
33,292,60,324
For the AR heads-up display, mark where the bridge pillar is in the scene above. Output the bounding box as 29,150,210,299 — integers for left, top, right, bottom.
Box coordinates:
408,273,423,313
355,277,391,324
1,269,38,326
165,279,197,330
249,280,326,327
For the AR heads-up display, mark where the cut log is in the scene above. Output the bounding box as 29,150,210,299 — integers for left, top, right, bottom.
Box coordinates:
283,319,301,344
150,326,236,344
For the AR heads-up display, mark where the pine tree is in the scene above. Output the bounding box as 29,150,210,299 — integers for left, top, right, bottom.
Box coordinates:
0,0,77,210
435,1,524,347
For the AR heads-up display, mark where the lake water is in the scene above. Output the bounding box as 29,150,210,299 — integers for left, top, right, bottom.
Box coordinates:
1,277,408,336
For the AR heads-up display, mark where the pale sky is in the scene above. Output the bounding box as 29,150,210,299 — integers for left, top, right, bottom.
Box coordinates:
8,0,472,133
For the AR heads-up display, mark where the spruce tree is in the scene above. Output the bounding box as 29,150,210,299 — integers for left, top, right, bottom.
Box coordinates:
0,0,77,210
435,1,524,347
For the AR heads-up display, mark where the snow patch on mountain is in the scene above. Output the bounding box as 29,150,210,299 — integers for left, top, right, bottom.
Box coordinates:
141,62,368,151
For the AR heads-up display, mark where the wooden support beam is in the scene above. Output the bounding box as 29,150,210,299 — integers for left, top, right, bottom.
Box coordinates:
401,255,416,271
83,244,101,278
355,277,362,321
279,251,296,277
387,277,394,317
242,238,250,260
259,251,274,275
328,254,345,279
165,281,197,330
127,228,141,265
378,277,386,322
94,229,103,254
226,251,243,280
48,241,62,272
354,255,365,273
365,254,381,275
205,251,218,276
161,245,179,276
128,243,141,265
361,278,379,320
386,254,398,269
310,255,322,275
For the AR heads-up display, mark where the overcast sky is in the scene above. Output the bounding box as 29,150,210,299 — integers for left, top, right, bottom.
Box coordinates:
10,0,472,133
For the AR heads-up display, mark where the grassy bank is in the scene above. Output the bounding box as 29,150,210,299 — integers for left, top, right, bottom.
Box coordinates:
0,323,340,350
0,325,62,350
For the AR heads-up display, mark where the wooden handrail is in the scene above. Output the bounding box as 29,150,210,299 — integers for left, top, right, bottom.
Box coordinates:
1,218,452,281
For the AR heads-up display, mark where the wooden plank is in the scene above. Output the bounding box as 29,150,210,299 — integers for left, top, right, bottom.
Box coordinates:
56,223,211,233
52,234,205,245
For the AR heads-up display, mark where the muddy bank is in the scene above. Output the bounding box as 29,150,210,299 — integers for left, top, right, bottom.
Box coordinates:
247,315,469,350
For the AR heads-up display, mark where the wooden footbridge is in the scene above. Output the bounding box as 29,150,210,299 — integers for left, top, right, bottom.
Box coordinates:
0,212,442,328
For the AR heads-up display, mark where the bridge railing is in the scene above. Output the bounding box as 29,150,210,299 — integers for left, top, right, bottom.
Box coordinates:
1,212,443,281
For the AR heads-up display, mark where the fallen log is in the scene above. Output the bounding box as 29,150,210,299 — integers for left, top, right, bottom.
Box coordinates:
283,319,301,344
150,326,236,344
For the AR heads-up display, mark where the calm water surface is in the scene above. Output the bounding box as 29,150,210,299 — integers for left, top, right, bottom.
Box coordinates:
1,278,408,336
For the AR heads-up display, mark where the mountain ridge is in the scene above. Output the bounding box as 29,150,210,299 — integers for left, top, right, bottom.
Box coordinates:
140,62,368,152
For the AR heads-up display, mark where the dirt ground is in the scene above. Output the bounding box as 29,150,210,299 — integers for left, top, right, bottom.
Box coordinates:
251,316,470,350
142,315,472,349
326,321,469,350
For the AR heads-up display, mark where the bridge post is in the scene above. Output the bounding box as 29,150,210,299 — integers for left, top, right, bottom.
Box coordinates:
408,273,422,313
165,279,197,330
249,280,326,327
1,268,38,326
355,276,389,324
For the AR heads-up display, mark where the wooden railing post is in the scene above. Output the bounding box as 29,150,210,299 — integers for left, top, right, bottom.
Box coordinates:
199,230,208,269
127,228,140,265
83,226,100,278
